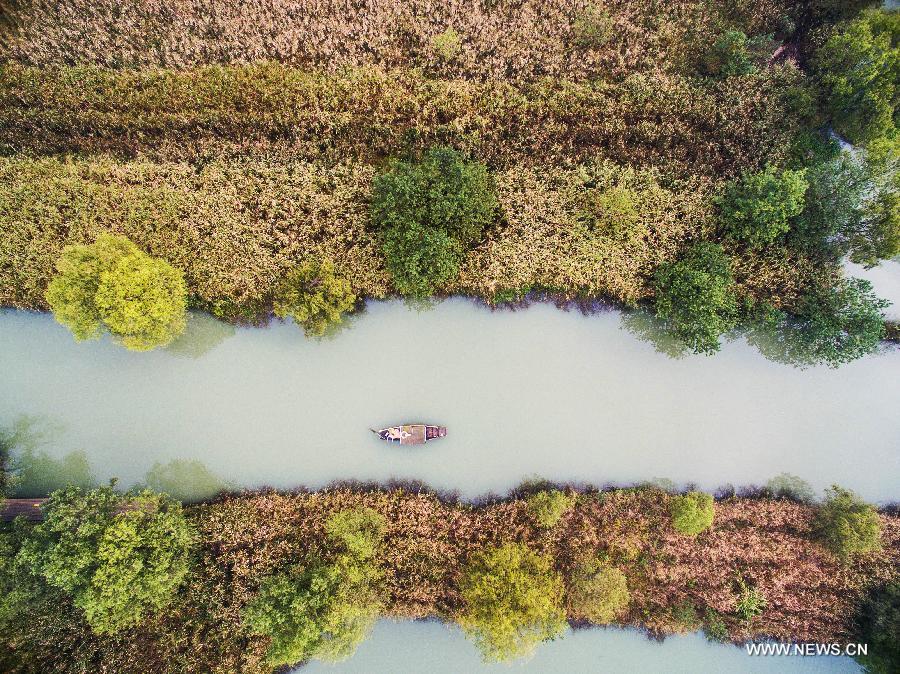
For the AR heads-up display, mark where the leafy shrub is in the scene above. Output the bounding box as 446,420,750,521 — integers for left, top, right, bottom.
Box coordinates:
371,147,496,297
458,543,566,661
734,578,766,623
566,557,630,623
854,582,900,674
670,600,702,632
325,507,386,560
244,557,381,666
702,31,758,78
273,259,356,337
703,607,729,642
572,4,614,48
526,490,576,528
653,243,738,355
717,166,808,248
45,233,187,350
670,491,715,536
814,485,882,561
752,277,888,368
16,485,195,634
814,10,899,144
581,184,642,240
430,28,462,61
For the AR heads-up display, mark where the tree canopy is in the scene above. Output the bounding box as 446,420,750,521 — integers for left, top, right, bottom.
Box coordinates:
670,491,716,536
458,543,566,661
814,9,899,144
371,147,496,297
46,233,187,350
15,485,196,634
273,259,356,337
653,242,738,355
814,485,882,561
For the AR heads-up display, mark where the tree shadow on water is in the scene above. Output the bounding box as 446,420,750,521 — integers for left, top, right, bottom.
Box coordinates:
165,311,237,359
1,415,96,497
618,308,692,359
143,458,233,503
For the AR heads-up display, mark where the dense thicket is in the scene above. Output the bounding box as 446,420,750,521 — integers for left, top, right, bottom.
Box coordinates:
0,485,897,673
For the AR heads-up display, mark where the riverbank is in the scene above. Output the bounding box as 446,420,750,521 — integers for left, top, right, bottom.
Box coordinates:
1,484,897,673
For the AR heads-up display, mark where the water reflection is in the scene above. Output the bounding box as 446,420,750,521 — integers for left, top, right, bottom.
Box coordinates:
143,458,232,503
619,309,692,359
1,415,96,497
166,311,236,358
764,473,816,503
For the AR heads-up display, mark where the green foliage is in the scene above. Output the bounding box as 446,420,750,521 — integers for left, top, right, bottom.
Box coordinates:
765,473,816,503
45,233,187,350
670,491,715,536
792,140,900,266
581,184,642,240
430,28,462,61
703,607,729,642
702,31,758,78
525,490,576,529
572,4,614,48
371,147,496,297
670,600,702,632
458,543,566,662
718,166,808,248
854,582,900,674
566,557,630,624
814,10,899,144
16,485,195,634
243,556,381,666
734,578,767,623
751,277,888,368
325,507,386,560
653,242,738,355
273,259,356,337
814,485,882,561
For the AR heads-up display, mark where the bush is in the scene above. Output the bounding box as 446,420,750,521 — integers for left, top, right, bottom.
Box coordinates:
734,578,767,623
526,490,576,528
371,147,496,297
752,277,888,368
717,166,808,248
814,485,882,561
325,507,386,560
854,582,900,674
572,4,614,48
670,491,715,536
16,485,195,634
243,557,381,666
702,31,758,78
814,10,899,144
273,259,356,337
566,557,630,624
653,243,738,355
703,607,729,642
458,543,566,661
45,233,187,350
670,600,702,632
430,28,462,61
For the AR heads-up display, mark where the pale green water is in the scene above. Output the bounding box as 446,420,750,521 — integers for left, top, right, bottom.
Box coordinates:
298,621,861,673
1,300,899,501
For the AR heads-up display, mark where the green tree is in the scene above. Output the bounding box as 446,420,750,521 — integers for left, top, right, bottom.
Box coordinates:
566,557,630,624
717,166,808,248
325,507,386,560
15,485,195,634
814,10,899,144
855,582,900,674
750,277,888,368
814,485,882,561
670,491,715,536
525,490,576,529
702,31,758,78
243,557,382,666
371,147,497,298
273,259,356,337
792,139,900,265
46,233,187,351
458,543,566,661
653,242,738,355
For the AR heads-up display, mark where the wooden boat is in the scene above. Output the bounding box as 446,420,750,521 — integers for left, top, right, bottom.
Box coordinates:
372,424,447,446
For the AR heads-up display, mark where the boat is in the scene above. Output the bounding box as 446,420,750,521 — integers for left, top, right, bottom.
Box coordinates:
372,424,447,446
